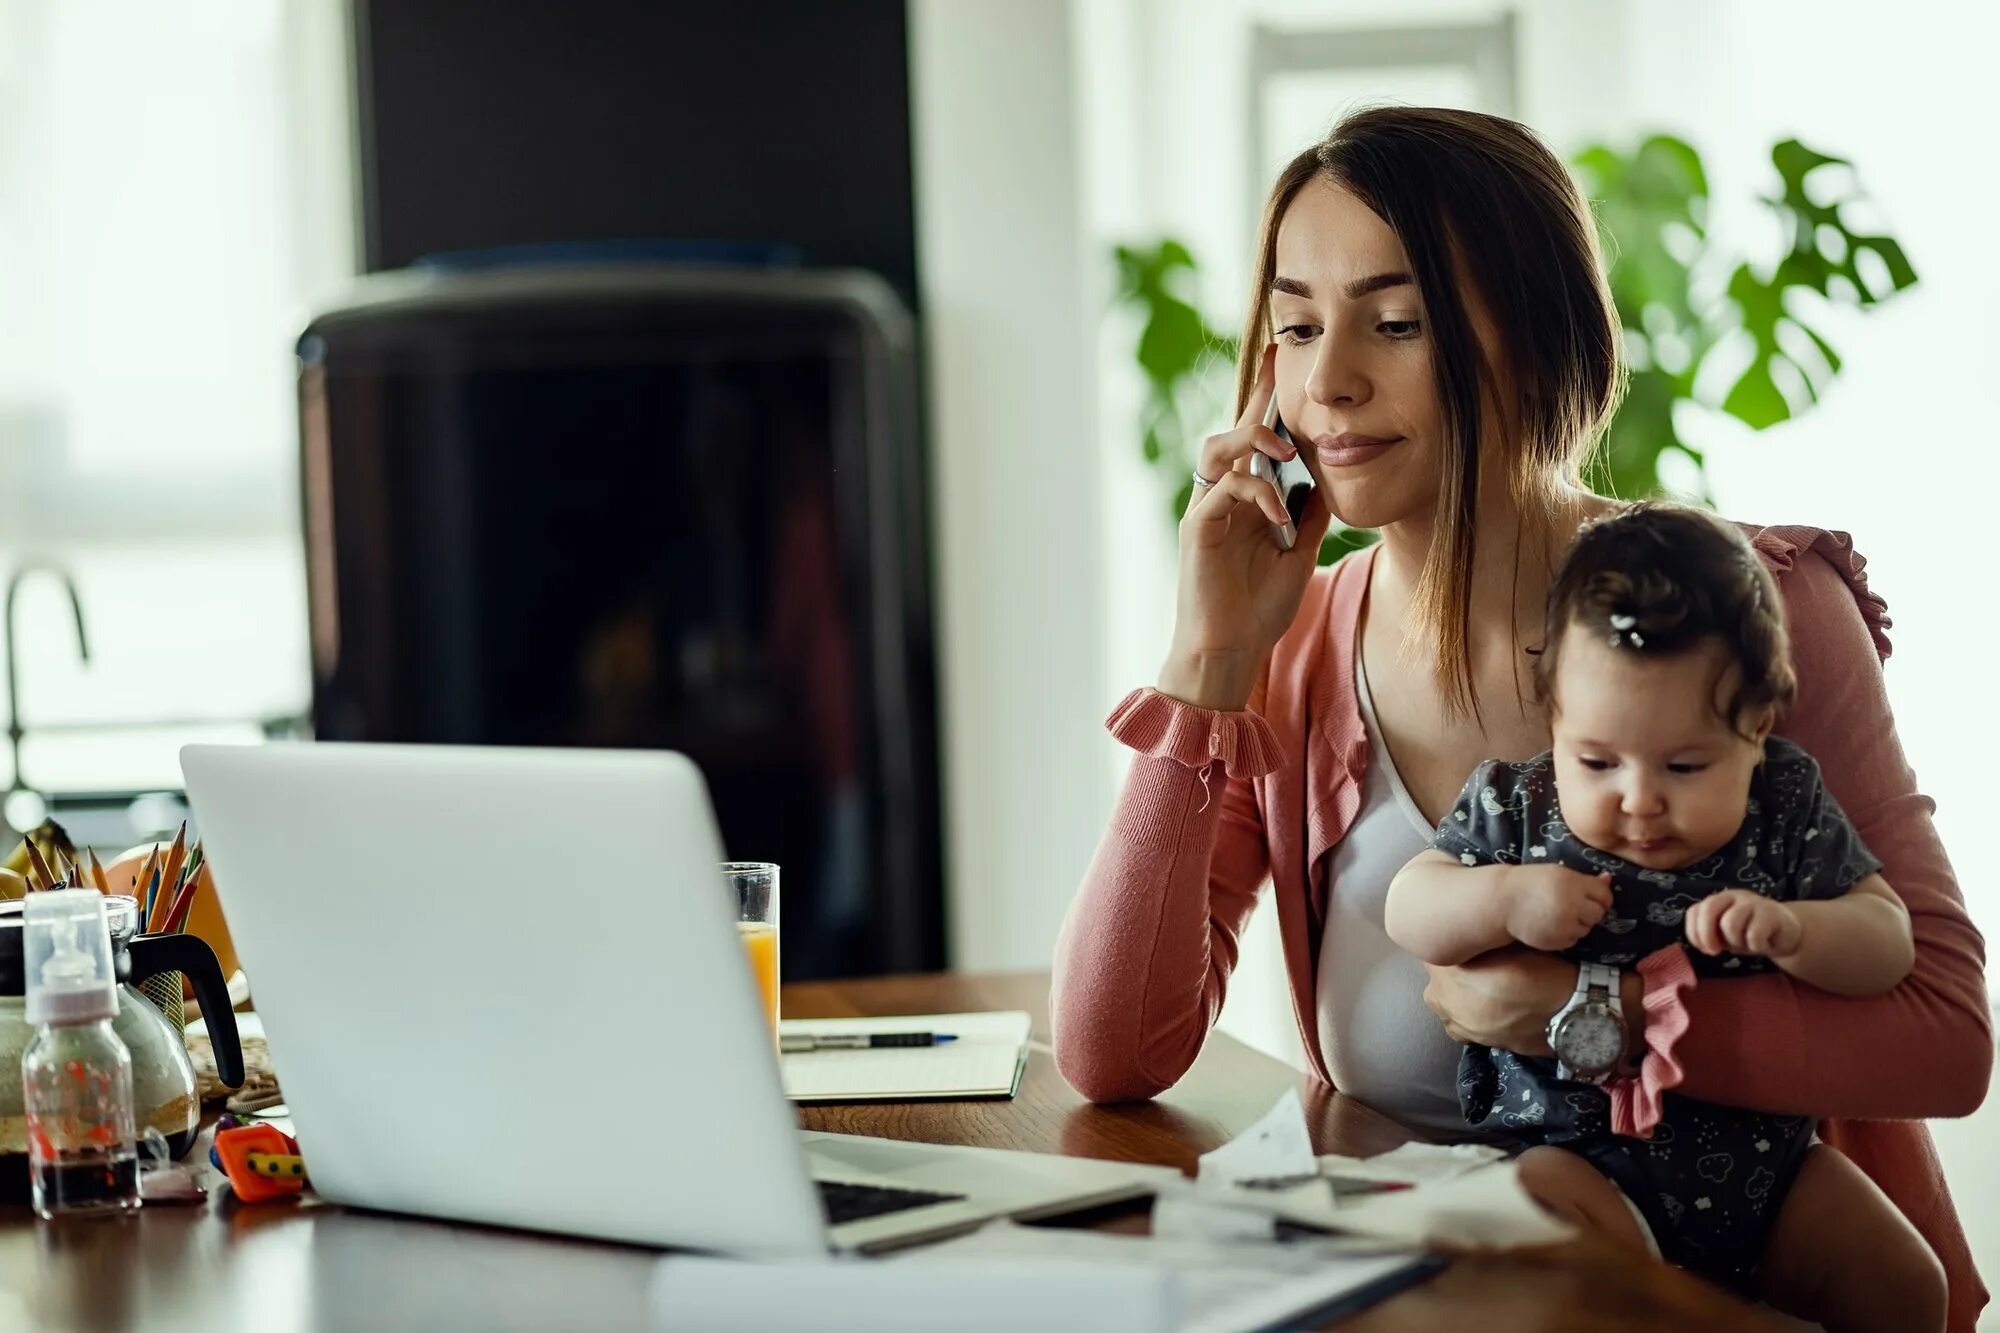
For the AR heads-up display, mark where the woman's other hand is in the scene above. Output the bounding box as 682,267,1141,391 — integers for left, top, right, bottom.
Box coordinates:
1421,947,1571,1055
1157,342,1336,711
1423,947,1650,1062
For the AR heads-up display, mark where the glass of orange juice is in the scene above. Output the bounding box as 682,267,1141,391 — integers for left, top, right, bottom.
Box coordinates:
723,862,779,1037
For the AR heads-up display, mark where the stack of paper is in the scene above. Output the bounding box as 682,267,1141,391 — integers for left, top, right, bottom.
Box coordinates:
778,1011,1031,1103
651,1226,1437,1333
647,1090,1573,1332
653,1249,1177,1333
1172,1091,1573,1250
907,1222,1440,1333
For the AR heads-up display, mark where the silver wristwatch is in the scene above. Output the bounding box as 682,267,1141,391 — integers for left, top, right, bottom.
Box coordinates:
1547,961,1627,1084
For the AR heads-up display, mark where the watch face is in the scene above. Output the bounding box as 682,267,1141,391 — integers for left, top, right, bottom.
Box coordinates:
1553,1009,1624,1074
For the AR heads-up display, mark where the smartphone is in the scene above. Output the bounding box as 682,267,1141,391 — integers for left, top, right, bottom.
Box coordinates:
1247,395,1316,551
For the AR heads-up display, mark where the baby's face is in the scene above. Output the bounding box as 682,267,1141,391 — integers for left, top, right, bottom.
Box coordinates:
1548,625,1771,871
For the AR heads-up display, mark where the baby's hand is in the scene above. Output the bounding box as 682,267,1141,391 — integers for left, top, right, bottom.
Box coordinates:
1502,866,1613,951
1684,889,1802,960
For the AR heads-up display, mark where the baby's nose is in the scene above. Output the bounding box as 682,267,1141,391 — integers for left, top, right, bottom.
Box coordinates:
1621,782,1667,815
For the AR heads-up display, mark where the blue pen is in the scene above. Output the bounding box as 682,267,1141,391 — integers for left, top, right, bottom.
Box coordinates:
780,1032,958,1053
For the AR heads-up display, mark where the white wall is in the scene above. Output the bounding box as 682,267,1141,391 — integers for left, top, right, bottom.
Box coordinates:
908,1,1112,972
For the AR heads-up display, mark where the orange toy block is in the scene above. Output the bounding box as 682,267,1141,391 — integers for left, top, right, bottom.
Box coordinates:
214,1124,306,1203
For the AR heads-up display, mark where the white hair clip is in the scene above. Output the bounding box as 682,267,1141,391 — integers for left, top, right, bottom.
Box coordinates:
1607,612,1643,649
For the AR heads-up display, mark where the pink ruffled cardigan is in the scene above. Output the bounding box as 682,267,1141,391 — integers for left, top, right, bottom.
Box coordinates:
1052,525,1992,1330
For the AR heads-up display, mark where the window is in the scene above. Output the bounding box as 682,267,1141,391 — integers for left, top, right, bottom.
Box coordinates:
1248,17,1517,194
0,0,353,810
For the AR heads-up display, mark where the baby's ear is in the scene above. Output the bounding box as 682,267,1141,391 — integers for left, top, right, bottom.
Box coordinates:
1745,705,1777,752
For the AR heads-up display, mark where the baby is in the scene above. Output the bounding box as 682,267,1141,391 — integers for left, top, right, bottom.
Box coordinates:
1386,504,1942,1331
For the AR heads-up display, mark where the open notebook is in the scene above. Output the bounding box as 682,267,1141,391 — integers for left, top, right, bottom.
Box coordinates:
778,1011,1032,1103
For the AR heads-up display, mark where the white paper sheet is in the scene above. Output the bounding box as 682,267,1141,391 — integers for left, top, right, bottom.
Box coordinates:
778,1011,1031,1101
1317,1140,1506,1186
1178,1117,1569,1252
1150,1181,1280,1244
908,1221,1432,1333
651,1252,1178,1333
1334,1157,1575,1249
1226,1150,1575,1250
1193,1088,1316,1190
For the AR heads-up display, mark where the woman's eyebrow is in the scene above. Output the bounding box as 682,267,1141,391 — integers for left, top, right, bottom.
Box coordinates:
1270,272,1414,300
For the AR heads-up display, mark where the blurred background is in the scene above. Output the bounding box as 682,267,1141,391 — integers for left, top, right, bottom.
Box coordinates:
0,0,1993,1290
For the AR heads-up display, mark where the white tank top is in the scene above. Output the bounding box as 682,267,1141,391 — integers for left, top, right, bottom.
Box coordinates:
1313,642,1480,1135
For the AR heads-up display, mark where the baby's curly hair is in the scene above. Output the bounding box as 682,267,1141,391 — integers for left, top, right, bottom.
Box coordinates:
1534,504,1795,739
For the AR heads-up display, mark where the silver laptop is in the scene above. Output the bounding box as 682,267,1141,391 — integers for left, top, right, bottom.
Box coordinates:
179,742,1166,1256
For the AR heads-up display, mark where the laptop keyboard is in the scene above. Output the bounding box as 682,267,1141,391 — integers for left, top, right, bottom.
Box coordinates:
815,1178,967,1226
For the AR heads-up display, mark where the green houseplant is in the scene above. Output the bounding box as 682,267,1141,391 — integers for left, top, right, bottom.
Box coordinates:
1112,135,1917,557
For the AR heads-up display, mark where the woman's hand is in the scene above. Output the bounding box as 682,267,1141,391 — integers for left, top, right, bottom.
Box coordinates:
1421,947,1572,1056
1423,947,1650,1063
1156,343,1336,711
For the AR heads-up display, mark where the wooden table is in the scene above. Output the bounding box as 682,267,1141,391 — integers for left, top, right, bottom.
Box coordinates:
0,972,1784,1332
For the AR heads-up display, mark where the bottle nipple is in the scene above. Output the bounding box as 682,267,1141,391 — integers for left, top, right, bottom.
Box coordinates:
39,918,97,989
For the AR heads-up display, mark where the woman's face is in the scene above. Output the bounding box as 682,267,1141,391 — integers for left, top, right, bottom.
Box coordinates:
1267,177,1450,530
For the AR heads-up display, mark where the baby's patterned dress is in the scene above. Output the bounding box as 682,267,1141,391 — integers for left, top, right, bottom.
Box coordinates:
1433,736,1881,1289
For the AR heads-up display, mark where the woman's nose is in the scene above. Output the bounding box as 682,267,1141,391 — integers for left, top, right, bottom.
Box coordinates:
1305,333,1369,408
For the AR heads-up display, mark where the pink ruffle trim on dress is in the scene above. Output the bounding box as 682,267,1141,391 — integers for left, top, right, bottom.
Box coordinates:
1608,944,1699,1139
1750,526,1893,661
1104,688,1285,781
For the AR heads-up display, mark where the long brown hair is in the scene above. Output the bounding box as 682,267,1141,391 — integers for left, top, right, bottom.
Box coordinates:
1235,106,1623,718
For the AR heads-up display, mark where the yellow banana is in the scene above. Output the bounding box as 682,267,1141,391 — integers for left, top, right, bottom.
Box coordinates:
5,820,81,883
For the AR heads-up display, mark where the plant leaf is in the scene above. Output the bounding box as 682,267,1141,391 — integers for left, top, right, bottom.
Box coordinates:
1136,296,1208,391
1720,134,1920,430
1722,357,1791,430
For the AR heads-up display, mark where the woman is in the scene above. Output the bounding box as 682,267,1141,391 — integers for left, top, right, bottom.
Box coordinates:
1050,107,1990,1329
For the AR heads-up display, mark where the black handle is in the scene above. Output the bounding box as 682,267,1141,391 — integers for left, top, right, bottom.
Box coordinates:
126,931,244,1089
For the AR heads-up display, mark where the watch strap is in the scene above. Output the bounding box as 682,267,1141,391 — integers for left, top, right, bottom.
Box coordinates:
1581,961,1622,1018
1550,961,1627,1085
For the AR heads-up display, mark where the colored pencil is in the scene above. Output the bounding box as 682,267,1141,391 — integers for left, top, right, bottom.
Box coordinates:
158,823,188,889
131,845,161,919
149,824,189,930
87,849,109,894
145,871,168,933
131,845,161,896
22,840,55,892
161,868,202,936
